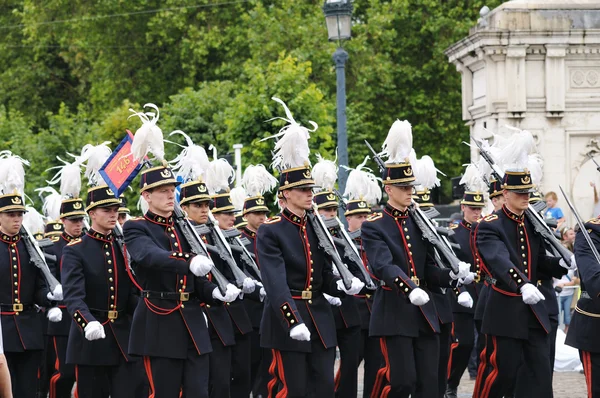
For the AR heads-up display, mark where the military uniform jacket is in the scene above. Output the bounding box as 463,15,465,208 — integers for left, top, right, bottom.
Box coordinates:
256,208,342,353
124,212,217,359
566,219,600,353
361,204,454,337
354,236,375,330
474,206,565,339
448,221,479,314
0,233,50,352
240,227,263,329
47,232,79,336
61,230,138,366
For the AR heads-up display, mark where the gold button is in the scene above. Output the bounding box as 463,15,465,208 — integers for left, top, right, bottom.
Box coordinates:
180,279,184,284
290,319,295,324
13,265,16,269
104,244,108,249
283,305,287,310
182,285,186,289
110,304,114,309
13,273,17,278
12,257,16,261
310,260,314,264
174,243,179,247
520,238,524,242
105,252,110,256
14,299,19,303
181,304,185,308
108,269,113,273
13,282,17,286
11,249,15,253
111,295,114,299
171,234,175,238
520,231,523,235
517,279,522,283
109,277,113,282
521,246,525,250
404,228,408,232
409,251,413,256
308,285,312,289
407,243,412,248
404,288,409,292
523,261,527,265
226,303,231,306
110,287,114,291
206,305,211,308
108,260,112,264
522,254,526,258
406,235,410,240
311,268,314,273
287,312,291,316
14,290,18,294
179,289,182,292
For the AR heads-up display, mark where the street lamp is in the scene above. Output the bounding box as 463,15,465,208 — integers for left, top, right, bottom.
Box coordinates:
323,0,352,221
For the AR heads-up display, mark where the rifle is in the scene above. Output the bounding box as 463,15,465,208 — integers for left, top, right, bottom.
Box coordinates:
589,154,600,173
365,140,460,273
21,224,60,292
226,232,262,282
471,137,573,264
559,185,600,264
323,217,376,290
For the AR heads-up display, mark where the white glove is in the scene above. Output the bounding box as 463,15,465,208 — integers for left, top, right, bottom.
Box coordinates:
259,288,266,302
212,284,241,303
559,255,577,270
450,262,471,280
324,293,342,307
457,291,474,308
520,283,545,305
460,272,477,286
190,255,214,277
336,277,365,296
47,284,63,301
242,278,256,294
84,321,106,341
289,323,311,341
408,288,430,306
47,307,62,323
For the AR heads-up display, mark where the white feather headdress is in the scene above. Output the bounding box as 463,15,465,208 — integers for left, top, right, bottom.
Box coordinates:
261,97,317,171
47,149,87,199
205,155,235,195
312,154,338,192
343,156,382,206
229,187,247,211
381,120,413,164
498,126,537,171
0,151,29,195
128,103,165,164
527,154,544,188
81,142,112,186
36,187,62,221
242,165,277,197
412,154,442,190
23,206,45,235
168,130,210,182
460,164,488,193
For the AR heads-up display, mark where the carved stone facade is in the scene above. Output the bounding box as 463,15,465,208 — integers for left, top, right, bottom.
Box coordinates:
445,0,600,219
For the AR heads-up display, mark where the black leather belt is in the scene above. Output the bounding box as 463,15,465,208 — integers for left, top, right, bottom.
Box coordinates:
0,303,33,312
290,290,321,300
581,291,591,300
89,308,123,320
379,279,427,288
142,291,191,301
485,276,497,286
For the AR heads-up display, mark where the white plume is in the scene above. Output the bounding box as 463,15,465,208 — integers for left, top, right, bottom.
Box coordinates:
129,103,165,163
475,131,511,179
312,154,338,192
382,120,413,164
261,97,317,171
168,130,210,182
460,164,488,193
0,151,29,195
242,165,277,197
412,155,441,190
205,158,235,194
81,142,112,186
23,206,45,234
528,153,544,187
229,187,247,211
47,153,84,199
343,156,382,206
36,187,62,221
137,196,149,215
499,127,537,170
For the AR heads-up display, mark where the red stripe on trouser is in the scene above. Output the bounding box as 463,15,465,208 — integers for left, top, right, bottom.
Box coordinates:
49,337,61,398
143,356,156,398
480,336,499,398
370,338,389,398
267,349,279,398
583,351,592,398
472,338,488,397
334,363,341,392
275,351,288,398
447,322,458,379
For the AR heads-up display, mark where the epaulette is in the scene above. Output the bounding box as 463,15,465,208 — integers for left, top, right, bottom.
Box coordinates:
130,216,145,221
449,223,459,230
586,217,600,225
67,238,82,246
366,212,383,222
482,214,498,222
264,216,281,224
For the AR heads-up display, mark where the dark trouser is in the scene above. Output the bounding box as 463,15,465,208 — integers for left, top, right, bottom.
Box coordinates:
250,329,272,398
473,329,552,398
38,335,55,397
49,335,76,398
143,347,210,398
5,350,43,398
208,339,232,398
334,325,361,398
358,329,382,398
231,331,252,398
447,313,475,389
269,339,336,398
438,322,452,398
468,323,480,378
378,332,440,398
580,350,600,398
75,356,145,398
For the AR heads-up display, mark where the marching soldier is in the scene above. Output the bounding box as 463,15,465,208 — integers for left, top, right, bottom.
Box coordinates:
257,98,363,397
361,120,470,398
44,221,64,242
446,170,486,398
61,185,144,397
472,166,573,398
117,194,129,227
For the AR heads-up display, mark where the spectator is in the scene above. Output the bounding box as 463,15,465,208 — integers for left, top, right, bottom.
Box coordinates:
0,319,12,398
560,227,575,252
544,191,566,229
450,212,462,225
591,182,600,218
554,270,579,334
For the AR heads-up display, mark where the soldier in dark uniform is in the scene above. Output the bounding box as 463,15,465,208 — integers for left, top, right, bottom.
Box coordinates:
361,120,470,398
44,221,64,243
566,216,600,396
472,169,573,398
48,195,87,398
61,185,144,397
117,194,129,227
445,190,485,398
0,191,54,398
179,179,240,398
123,166,226,398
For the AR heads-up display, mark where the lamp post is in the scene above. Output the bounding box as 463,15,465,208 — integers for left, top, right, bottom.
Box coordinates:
323,0,352,221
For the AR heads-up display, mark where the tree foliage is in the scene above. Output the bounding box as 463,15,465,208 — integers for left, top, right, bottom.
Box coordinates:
0,0,503,208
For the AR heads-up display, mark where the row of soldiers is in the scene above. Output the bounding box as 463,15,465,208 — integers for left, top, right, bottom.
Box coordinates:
0,97,597,398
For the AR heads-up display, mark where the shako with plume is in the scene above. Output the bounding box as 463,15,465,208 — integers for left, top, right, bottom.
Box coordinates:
459,164,487,208
168,130,211,206
46,148,87,220
343,156,381,216
312,154,339,210
81,142,121,213
242,164,276,215
410,149,442,208
380,120,417,186
205,148,236,214
36,186,64,239
0,151,29,214
497,127,537,194
230,186,248,229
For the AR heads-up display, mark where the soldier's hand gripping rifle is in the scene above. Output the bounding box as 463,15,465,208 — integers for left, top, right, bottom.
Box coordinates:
365,140,460,273
225,230,262,282
471,138,573,263
21,224,60,292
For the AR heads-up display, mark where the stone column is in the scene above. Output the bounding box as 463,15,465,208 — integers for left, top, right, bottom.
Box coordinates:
545,45,567,116
506,45,529,114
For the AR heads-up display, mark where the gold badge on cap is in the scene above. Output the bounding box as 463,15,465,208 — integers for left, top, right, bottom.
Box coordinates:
11,197,22,205
403,168,413,176
73,202,82,210
521,176,531,184
256,198,265,205
160,169,172,178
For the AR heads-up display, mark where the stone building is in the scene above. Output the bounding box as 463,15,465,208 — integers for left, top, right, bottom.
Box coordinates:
445,0,600,220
